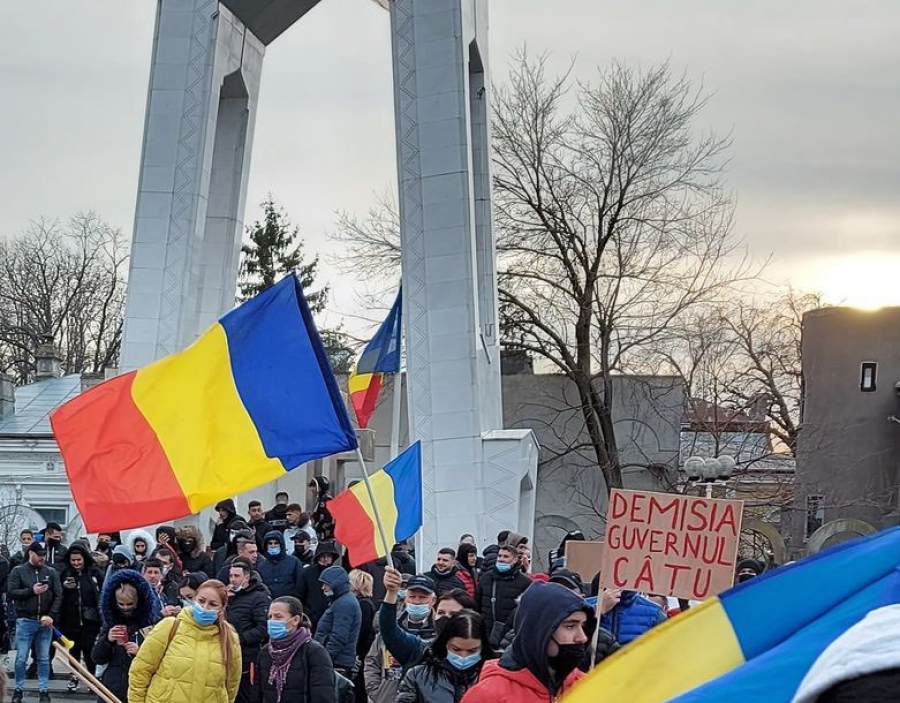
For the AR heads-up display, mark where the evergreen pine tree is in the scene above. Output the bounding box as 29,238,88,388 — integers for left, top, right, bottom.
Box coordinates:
238,195,327,310
238,195,353,373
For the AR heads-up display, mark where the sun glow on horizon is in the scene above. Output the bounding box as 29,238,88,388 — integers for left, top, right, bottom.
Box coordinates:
816,252,900,311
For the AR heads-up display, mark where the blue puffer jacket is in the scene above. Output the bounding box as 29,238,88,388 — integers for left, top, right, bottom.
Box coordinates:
600,591,666,645
314,565,361,670
256,530,303,599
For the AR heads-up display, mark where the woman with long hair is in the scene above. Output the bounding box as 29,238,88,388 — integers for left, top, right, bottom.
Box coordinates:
349,570,376,703
256,596,335,703
397,609,495,703
128,579,240,703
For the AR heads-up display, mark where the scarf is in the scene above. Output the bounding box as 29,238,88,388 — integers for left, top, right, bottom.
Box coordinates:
267,626,312,702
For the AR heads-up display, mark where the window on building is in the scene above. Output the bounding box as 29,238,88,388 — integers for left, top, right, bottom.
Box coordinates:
805,495,824,540
34,507,68,528
860,361,878,392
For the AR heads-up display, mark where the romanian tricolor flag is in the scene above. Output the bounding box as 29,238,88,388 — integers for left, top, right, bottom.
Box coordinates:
348,288,402,428
332,442,422,566
565,526,900,703
51,275,358,533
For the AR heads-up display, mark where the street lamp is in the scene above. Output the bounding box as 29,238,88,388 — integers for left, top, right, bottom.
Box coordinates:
685,455,735,498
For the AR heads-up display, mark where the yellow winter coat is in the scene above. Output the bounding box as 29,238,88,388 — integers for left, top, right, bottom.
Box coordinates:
128,608,242,703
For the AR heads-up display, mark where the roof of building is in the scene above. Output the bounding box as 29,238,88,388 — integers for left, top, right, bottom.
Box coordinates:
0,374,80,437
684,398,769,434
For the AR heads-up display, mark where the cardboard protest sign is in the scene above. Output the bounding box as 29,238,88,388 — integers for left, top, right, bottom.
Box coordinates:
599,489,744,600
564,540,605,582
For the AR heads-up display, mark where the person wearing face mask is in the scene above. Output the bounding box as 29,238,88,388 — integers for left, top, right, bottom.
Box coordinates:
398,610,495,703
258,531,304,599
364,576,442,703
460,582,592,703
178,571,208,609
297,541,342,631
314,565,361,678
129,580,241,703
92,532,114,572
42,522,68,572
256,596,335,703
379,568,478,673
127,530,157,567
227,559,272,703
735,558,765,583
92,569,161,703
210,498,245,552
475,545,531,648
175,525,213,576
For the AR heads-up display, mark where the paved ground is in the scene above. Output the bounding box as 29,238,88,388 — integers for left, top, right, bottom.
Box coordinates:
4,653,96,701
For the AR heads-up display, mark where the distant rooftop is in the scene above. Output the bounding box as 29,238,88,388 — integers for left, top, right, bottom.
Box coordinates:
0,375,80,437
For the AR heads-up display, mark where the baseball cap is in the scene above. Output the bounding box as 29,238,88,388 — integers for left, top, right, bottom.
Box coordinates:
406,575,436,594
29,542,47,556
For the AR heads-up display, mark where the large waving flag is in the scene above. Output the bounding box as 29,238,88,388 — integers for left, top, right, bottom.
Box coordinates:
565,526,900,703
332,441,422,566
51,275,358,533
348,288,402,428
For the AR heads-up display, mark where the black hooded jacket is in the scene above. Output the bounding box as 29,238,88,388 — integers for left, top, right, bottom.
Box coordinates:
59,543,104,631
310,476,335,541
475,565,532,643
92,569,161,702
298,540,342,630
257,530,304,599
500,581,593,697
210,498,244,551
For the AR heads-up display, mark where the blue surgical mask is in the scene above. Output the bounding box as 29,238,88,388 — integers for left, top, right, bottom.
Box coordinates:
405,603,431,621
267,547,281,557
397,590,407,601
267,620,289,640
447,652,482,670
180,598,192,609
496,562,513,573
191,602,219,626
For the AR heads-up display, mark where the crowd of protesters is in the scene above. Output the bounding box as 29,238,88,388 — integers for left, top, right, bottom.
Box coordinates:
1,476,863,703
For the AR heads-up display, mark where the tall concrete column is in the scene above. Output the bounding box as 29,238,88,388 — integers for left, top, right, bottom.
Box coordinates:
121,0,322,370
390,0,539,558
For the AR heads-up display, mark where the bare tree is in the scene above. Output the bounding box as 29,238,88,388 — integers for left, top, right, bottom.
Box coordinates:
494,55,755,493
0,213,127,384
330,54,756,497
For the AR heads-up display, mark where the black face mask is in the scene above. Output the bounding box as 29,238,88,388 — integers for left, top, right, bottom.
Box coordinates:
179,539,195,551
97,541,110,553
46,538,60,548
549,639,586,675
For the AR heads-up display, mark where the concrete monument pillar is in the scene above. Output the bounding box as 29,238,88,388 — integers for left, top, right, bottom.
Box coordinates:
121,0,322,370
390,0,539,558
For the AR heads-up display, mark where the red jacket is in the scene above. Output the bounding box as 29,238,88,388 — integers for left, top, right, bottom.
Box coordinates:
460,660,584,703
457,568,477,598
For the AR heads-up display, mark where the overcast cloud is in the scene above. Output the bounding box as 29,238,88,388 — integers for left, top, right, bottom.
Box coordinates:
2,0,899,329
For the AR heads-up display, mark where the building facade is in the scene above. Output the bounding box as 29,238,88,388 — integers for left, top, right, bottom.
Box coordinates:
793,307,900,553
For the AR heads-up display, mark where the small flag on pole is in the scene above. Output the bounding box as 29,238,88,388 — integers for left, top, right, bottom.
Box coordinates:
51,275,358,533
348,288,402,429
332,442,422,566
563,526,900,703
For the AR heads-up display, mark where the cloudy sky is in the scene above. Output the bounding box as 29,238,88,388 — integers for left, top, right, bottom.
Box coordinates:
2,0,899,331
